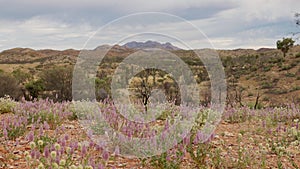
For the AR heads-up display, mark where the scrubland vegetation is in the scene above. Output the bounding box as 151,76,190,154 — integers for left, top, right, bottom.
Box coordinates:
0,44,299,168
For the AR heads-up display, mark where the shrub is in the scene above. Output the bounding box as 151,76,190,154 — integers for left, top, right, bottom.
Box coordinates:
261,81,273,89
263,66,271,72
25,79,45,100
1,115,27,140
15,99,72,129
0,95,17,114
0,73,22,99
280,64,293,71
285,73,296,77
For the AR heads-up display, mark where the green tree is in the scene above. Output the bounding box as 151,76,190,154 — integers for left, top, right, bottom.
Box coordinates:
12,68,31,84
41,66,73,101
25,80,45,100
0,72,21,99
276,38,295,57
95,77,110,101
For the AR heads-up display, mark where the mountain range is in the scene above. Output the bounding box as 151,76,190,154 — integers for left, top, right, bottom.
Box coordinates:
122,40,181,50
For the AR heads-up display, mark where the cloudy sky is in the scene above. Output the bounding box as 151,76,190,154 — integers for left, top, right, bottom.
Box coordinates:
0,0,300,51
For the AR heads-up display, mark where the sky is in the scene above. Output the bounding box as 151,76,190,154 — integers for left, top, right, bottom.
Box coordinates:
0,0,300,51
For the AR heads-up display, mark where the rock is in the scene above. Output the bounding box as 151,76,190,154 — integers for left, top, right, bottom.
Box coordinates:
211,140,220,145
220,152,227,156
19,140,28,145
224,131,234,137
65,124,75,129
0,155,4,162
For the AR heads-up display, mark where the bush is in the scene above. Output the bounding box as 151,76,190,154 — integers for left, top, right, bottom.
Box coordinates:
15,99,72,129
1,115,27,140
296,52,300,58
280,64,293,71
285,73,296,77
0,72,22,99
0,95,17,114
41,66,73,102
263,66,271,72
261,81,273,89
25,79,45,100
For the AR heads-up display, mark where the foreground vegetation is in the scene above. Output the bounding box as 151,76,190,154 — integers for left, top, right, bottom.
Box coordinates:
0,96,299,168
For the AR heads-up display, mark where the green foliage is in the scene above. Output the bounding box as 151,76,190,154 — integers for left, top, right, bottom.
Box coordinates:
248,102,263,109
27,110,61,129
0,73,21,99
296,52,300,58
226,109,248,123
25,79,45,100
285,73,296,77
280,64,293,71
261,81,273,89
0,96,16,114
187,143,211,168
2,115,27,140
41,66,73,101
12,68,31,84
276,38,295,57
267,89,288,95
268,57,284,64
95,77,110,101
34,135,57,152
263,66,271,72
5,124,26,140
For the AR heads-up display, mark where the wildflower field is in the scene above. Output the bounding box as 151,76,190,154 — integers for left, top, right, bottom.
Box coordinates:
0,96,299,169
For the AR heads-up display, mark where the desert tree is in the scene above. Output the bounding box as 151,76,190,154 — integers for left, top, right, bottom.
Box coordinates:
254,91,261,109
41,65,73,101
0,72,22,99
12,68,31,84
276,38,295,57
25,79,45,100
131,69,156,112
129,68,181,112
12,69,33,100
95,77,110,101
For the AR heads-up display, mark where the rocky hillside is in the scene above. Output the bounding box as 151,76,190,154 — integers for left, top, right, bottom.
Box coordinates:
0,43,299,106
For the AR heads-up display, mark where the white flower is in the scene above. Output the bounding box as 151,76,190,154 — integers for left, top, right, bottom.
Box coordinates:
30,141,36,149
52,162,59,169
66,146,71,154
249,137,254,142
25,154,31,161
50,151,57,159
38,140,44,146
54,143,61,151
84,165,93,169
59,159,66,166
37,163,45,169
70,165,77,169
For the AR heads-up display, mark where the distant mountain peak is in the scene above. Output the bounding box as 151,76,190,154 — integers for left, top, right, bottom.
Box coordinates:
123,41,181,50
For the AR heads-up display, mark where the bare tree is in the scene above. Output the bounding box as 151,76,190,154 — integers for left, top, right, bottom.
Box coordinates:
137,78,152,112
254,92,261,109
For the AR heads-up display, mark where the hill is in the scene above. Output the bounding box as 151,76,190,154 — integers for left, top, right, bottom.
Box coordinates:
122,40,181,50
0,44,299,106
